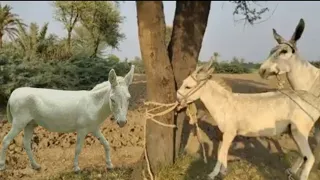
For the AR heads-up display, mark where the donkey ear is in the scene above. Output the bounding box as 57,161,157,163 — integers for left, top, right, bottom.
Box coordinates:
195,65,204,74
273,28,286,44
204,59,214,71
124,65,135,86
108,69,118,88
206,67,215,76
290,18,305,43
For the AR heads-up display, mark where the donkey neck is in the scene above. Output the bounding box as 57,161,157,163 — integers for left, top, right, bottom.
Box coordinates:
286,54,319,91
90,85,112,121
199,80,233,127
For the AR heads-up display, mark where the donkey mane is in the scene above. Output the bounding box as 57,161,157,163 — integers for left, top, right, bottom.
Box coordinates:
209,75,232,92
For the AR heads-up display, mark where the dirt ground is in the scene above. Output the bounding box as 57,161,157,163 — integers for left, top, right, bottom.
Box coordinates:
0,73,320,180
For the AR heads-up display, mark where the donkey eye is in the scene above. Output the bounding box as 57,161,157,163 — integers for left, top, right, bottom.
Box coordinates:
185,86,191,89
280,49,288,54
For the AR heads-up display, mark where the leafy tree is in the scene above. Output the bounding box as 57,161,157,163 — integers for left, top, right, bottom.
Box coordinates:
231,56,240,64
52,1,81,53
0,4,23,48
77,1,125,57
213,52,220,62
15,22,50,60
72,24,109,57
135,1,271,178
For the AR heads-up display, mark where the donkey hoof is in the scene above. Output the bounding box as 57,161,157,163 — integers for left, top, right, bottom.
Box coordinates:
0,163,5,171
207,174,215,180
287,174,295,180
207,173,219,180
215,173,225,180
106,163,114,170
32,163,41,170
74,166,81,173
285,168,292,175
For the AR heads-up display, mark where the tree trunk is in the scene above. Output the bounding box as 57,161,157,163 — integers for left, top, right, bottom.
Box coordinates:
67,29,72,53
167,1,211,157
92,38,100,57
0,33,3,49
136,0,176,175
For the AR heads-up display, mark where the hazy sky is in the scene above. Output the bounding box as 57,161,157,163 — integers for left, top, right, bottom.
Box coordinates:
2,1,320,62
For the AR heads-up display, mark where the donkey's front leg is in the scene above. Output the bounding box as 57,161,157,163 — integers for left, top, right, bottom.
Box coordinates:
208,132,235,180
74,129,87,173
92,130,113,169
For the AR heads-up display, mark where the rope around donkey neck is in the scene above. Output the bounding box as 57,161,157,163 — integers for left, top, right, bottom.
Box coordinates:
142,101,207,180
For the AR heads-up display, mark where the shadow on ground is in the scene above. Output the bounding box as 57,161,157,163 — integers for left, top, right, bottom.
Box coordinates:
47,166,133,180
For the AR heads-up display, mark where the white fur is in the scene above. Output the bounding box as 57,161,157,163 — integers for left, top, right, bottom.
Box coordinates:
0,65,135,172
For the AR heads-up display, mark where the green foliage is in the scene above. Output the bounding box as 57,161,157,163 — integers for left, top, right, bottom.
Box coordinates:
0,51,131,103
76,1,125,57
52,1,125,57
130,56,144,74
311,61,320,68
0,4,24,47
0,2,127,106
213,61,251,74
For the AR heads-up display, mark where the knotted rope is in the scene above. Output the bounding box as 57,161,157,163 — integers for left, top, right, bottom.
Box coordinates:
142,101,206,180
186,103,208,164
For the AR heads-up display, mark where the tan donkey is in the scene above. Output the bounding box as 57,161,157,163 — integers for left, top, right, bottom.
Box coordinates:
177,59,320,180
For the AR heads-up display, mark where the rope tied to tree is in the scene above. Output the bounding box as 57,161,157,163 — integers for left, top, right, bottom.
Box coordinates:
142,101,207,180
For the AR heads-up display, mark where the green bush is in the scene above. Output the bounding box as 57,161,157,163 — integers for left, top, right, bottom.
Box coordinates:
311,61,320,68
0,53,131,103
198,61,252,74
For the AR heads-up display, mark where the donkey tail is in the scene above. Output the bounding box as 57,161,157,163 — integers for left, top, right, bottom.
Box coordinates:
6,102,13,124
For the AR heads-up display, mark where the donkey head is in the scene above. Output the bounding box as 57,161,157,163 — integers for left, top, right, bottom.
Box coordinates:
259,18,305,79
108,65,135,127
177,59,214,108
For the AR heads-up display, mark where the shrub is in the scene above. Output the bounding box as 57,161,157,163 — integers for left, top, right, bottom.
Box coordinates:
0,53,130,103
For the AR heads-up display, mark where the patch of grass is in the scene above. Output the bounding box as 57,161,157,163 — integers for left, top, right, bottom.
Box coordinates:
47,167,133,180
45,151,320,180
156,151,320,180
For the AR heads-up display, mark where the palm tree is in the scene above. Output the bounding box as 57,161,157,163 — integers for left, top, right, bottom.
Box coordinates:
0,4,23,48
213,52,220,62
16,22,49,59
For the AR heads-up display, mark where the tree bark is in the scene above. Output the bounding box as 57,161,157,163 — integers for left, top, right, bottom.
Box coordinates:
0,33,3,49
67,29,72,53
136,1,176,174
167,1,211,157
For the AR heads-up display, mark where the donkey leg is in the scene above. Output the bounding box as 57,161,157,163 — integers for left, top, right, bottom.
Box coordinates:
312,120,320,170
0,125,24,170
291,129,314,180
74,130,87,173
208,133,235,180
23,123,40,170
286,157,303,175
92,130,113,169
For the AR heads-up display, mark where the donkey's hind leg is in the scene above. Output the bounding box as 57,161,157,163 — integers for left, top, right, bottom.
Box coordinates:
0,124,24,170
291,128,314,180
23,122,40,170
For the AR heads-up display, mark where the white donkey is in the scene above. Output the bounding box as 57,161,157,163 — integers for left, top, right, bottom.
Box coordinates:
176,60,320,180
259,18,320,169
0,65,135,173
